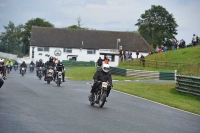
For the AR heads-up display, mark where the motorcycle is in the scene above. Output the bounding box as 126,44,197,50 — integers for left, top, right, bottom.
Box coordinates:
45,67,54,84
37,67,43,80
89,81,111,108
0,71,5,88
14,65,18,71
21,67,26,76
6,65,10,74
56,71,63,86
29,65,34,73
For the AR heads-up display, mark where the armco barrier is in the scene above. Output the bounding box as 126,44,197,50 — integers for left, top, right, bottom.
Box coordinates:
62,60,95,66
110,67,127,76
176,75,200,96
110,67,175,80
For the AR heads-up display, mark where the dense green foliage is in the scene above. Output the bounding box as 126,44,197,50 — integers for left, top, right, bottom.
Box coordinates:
135,5,178,48
0,18,54,56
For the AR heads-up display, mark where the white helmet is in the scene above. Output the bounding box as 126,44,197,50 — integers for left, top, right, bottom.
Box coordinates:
102,64,109,73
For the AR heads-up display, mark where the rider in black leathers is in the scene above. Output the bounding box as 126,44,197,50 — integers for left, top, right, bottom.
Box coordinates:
19,61,27,74
55,60,65,82
29,61,35,72
0,58,6,88
89,64,113,99
36,59,45,76
44,56,56,81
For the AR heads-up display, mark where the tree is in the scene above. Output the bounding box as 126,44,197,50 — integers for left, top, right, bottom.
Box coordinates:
22,18,54,55
135,5,178,48
0,21,24,54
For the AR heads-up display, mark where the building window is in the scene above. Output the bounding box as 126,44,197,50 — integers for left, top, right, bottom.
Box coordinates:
37,47,43,51
37,47,49,52
87,49,96,54
64,48,72,53
44,47,49,52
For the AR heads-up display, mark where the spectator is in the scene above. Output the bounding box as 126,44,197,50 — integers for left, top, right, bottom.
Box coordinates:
136,50,139,58
196,35,199,45
128,50,132,60
123,50,126,60
96,57,103,67
140,54,145,67
193,34,197,46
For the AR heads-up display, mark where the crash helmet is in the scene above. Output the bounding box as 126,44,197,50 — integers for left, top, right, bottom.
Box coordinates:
39,59,43,63
102,64,109,73
49,56,53,62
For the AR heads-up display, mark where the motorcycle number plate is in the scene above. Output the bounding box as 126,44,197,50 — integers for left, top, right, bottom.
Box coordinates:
0,74,2,78
102,82,108,87
22,68,25,70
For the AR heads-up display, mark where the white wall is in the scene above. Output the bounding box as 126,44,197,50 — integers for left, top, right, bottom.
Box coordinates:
30,46,120,67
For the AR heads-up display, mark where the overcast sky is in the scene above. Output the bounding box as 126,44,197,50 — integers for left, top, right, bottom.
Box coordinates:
0,0,199,45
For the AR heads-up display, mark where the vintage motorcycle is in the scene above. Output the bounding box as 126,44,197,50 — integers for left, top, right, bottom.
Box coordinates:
89,81,111,108
29,65,34,73
0,71,5,88
45,66,54,84
14,65,18,71
21,67,26,76
37,67,43,80
56,71,63,86
6,65,11,74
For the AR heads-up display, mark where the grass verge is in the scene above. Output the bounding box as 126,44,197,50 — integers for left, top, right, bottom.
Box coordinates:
113,82,200,115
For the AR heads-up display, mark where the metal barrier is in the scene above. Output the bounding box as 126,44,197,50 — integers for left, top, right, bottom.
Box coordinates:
176,75,200,96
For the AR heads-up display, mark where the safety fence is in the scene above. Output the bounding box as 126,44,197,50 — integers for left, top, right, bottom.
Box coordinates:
62,60,95,67
176,75,200,96
110,67,176,80
124,59,198,70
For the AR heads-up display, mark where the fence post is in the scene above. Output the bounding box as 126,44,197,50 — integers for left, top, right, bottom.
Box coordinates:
175,70,177,82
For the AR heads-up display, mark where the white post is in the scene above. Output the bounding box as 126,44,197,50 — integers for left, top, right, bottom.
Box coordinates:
175,70,177,83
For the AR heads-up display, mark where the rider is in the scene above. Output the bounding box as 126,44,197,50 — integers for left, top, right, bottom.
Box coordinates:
44,56,56,81
55,60,65,82
29,61,35,72
0,58,7,88
36,59,45,76
6,59,13,72
89,64,113,100
19,61,27,74
14,61,19,69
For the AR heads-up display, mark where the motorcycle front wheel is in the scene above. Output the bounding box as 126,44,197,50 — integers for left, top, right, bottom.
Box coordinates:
99,92,107,108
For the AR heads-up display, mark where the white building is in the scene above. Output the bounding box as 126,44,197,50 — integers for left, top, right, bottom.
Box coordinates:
30,27,150,67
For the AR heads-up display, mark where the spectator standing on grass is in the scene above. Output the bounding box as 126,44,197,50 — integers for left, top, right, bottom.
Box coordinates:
196,35,199,45
140,54,145,67
128,50,132,59
193,34,197,46
136,50,139,58
123,50,126,61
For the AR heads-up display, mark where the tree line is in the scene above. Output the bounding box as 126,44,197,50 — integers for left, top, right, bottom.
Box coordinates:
0,5,178,56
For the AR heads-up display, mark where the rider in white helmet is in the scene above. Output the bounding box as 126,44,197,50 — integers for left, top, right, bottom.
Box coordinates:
89,63,113,100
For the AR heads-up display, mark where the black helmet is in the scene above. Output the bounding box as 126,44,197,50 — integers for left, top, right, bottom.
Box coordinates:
23,61,25,64
49,56,53,62
39,59,43,62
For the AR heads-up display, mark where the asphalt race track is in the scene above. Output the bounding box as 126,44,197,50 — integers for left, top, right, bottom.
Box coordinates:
0,70,199,133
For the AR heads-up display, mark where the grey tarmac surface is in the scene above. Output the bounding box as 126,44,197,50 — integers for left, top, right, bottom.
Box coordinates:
0,70,199,133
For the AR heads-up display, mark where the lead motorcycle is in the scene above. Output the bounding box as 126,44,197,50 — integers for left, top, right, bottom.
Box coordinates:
29,65,34,73
45,66,54,84
89,81,111,108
